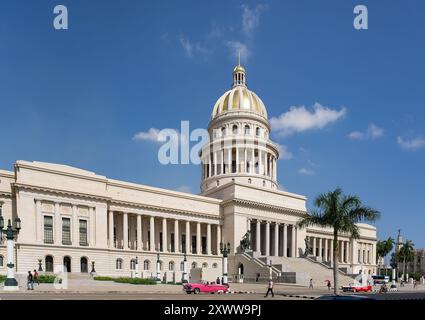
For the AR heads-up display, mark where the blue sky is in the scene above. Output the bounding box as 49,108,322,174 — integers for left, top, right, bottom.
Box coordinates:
1,1,424,248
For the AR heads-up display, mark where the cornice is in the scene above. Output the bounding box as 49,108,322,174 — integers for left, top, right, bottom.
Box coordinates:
221,198,307,217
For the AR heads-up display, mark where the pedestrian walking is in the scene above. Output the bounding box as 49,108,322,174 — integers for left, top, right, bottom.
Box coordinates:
309,278,313,289
327,280,331,291
216,277,220,284
33,269,40,285
27,271,34,290
264,279,274,298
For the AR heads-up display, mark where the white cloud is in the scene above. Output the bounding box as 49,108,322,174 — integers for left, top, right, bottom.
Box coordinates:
349,123,384,140
275,143,293,160
270,102,347,137
299,168,315,176
133,128,161,143
175,185,192,193
397,136,425,151
179,35,208,57
226,41,250,62
242,4,267,35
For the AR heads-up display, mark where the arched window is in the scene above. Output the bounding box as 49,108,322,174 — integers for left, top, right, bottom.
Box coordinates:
221,127,226,136
244,125,250,135
130,259,137,270
255,127,260,136
232,125,238,134
0,255,3,267
212,263,218,269
202,262,208,268
45,255,54,272
116,258,123,270
144,260,150,270
180,261,185,271
169,261,175,271
191,262,197,269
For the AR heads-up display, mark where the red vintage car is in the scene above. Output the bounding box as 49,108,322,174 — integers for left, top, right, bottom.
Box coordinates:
183,282,229,294
341,284,373,293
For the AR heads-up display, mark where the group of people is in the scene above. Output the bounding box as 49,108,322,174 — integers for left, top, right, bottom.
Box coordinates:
27,269,39,290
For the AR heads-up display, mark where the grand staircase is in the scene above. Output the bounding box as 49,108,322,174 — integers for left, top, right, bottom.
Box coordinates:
235,252,355,287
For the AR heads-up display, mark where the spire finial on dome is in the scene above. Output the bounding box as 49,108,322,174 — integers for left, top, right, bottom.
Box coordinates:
232,52,246,87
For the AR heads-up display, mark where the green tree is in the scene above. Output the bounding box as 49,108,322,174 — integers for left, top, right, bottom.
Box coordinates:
297,188,380,295
398,240,415,281
376,237,394,274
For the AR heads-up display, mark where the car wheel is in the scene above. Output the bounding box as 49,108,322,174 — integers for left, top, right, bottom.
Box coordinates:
194,288,200,294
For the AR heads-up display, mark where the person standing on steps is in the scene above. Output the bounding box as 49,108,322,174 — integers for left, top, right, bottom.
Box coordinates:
264,279,274,298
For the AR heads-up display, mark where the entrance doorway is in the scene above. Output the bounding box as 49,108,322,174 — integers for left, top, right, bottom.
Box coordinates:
63,256,71,272
80,257,88,273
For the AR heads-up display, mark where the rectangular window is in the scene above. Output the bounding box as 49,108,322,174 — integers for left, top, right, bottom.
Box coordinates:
44,216,54,244
192,235,196,254
160,232,163,251
79,219,88,246
62,217,71,245
358,249,361,263
171,233,175,252
202,236,207,254
181,234,186,252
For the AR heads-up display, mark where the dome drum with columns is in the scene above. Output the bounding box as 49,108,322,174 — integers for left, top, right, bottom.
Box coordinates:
201,63,280,193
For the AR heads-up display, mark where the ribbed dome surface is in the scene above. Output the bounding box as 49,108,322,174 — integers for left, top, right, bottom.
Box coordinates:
211,86,268,119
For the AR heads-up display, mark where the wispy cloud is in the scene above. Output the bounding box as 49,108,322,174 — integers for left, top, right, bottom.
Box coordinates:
349,123,384,140
226,41,250,62
275,143,293,160
241,4,267,35
299,168,315,176
397,136,425,151
179,35,208,57
270,102,347,137
133,128,161,143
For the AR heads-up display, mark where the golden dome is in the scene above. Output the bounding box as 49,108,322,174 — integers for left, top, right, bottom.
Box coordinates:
211,86,268,119
233,64,246,73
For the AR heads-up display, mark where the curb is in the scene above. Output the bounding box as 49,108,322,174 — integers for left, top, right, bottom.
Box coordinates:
279,293,316,300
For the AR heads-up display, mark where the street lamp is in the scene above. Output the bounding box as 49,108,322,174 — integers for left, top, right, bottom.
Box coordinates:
220,242,231,285
182,249,188,283
0,202,22,291
156,253,161,282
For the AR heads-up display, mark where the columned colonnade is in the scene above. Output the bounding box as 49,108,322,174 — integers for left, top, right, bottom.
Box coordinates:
248,219,297,257
108,211,221,256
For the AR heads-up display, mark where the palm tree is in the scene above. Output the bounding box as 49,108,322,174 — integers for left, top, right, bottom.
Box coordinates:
376,237,394,275
297,187,380,295
398,240,414,281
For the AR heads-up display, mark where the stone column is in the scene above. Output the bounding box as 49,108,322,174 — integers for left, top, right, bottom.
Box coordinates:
35,200,42,242
312,236,316,257
207,223,211,255
236,147,239,173
283,224,288,257
216,224,221,255
109,210,114,248
221,150,224,174
213,152,217,176
89,207,95,246
330,239,334,263
123,213,128,250
265,221,270,256
251,148,255,174
72,205,78,245
345,241,349,263
324,238,328,262
256,220,261,254
259,149,263,175
185,221,191,254
317,238,322,259
274,223,279,256
54,203,61,245
196,222,201,254
162,217,167,252
244,148,247,173
291,225,296,257
227,148,232,173
273,158,277,180
208,155,212,177
174,219,179,253
137,214,142,250
149,216,155,252
339,240,344,262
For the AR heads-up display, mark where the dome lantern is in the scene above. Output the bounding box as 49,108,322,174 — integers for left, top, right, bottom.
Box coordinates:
232,52,246,87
